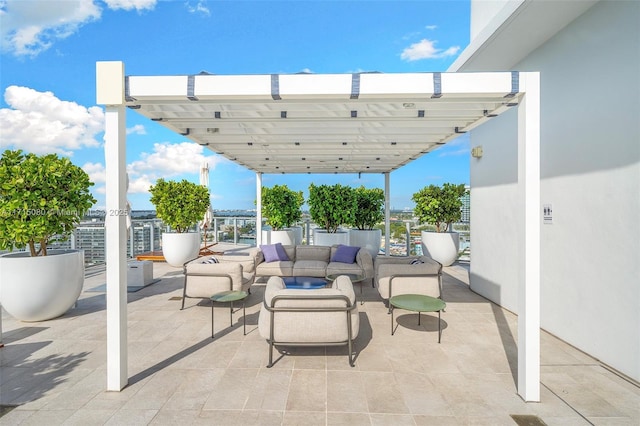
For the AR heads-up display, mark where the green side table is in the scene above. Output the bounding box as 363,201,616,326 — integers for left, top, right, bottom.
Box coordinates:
210,290,248,339
389,294,446,342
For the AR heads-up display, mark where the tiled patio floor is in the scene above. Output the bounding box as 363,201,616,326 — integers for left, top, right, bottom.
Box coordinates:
1,248,638,425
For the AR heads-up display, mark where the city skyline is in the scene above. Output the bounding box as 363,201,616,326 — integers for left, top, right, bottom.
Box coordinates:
1,0,472,210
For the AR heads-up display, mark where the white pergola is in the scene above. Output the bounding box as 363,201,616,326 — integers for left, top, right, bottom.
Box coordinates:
97,62,540,401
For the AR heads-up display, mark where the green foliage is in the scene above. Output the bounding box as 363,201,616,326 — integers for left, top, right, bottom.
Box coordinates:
149,178,210,233
261,184,304,230
308,183,356,233
349,186,384,230
412,183,467,232
0,149,96,256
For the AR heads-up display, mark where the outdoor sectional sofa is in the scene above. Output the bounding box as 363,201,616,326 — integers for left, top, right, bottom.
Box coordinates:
254,243,374,285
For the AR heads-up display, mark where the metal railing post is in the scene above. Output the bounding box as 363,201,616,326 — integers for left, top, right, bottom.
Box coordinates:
233,218,238,244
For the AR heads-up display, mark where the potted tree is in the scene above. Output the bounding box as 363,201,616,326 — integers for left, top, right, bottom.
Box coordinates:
260,184,304,245
308,183,355,246
348,186,384,258
412,183,467,266
0,150,96,321
149,178,210,267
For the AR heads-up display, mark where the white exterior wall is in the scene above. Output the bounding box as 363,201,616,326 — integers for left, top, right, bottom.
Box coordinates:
469,0,515,40
469,1,640,380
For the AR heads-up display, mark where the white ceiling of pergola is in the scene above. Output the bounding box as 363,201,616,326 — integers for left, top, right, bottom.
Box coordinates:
126,71,523,174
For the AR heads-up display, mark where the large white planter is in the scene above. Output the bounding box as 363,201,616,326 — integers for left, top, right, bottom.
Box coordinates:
162,232,200,267
349,229,382,259
287,226,303,245
262,229,296,246
0,250,84,322
421,231,460,266
313,229,349,246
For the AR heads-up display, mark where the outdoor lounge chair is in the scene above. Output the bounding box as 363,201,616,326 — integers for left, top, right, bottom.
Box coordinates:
258,275,359,367
375,256,443,310
181,249,259,309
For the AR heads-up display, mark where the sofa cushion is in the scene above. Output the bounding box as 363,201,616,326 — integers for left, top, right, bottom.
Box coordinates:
295,245,330,262
256,260,294,277
326,261,364,277
293,260,329,277
331,244,360,264
260,243,289,262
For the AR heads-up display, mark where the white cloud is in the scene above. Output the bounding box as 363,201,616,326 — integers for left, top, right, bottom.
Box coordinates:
127,142,222,193
0,85,104,156
0,0,101,56
400,39,460,61
0,0,156,57
185,0,210,16
103,0,156,11
425,25,437,31
82,162,106,183
126,124,146,135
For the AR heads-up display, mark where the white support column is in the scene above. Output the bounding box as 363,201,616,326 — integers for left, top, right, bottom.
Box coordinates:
517,72,541,402
256,172,263,246
384,172,391,257
97,61,128,391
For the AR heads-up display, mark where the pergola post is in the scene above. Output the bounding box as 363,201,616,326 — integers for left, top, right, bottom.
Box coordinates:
256,172,263,246
97,61,128,391
384,172,390,257
517,72,541,402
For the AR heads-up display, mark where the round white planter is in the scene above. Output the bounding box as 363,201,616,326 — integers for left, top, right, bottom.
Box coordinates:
313,229,349,246
349,229,382,259
0,250,84,322
162,232,200,267
421,231,460,266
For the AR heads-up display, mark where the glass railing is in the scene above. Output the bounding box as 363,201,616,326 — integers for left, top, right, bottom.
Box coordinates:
40,215,470,265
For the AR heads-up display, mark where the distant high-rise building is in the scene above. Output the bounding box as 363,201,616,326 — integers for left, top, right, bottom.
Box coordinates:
460,186,470,223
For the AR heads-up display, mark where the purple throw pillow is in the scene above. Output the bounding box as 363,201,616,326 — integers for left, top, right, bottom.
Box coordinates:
331,244,360,264
275,243,289,261
260,243,289,263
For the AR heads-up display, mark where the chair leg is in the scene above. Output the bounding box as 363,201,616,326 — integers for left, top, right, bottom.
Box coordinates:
181,279,187,310
267,341,274,368
348,340,355,367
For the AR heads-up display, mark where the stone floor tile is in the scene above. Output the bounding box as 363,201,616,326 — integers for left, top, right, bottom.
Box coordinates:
327,411,372,425
327,370,369,413
369,412,415,425
244,368,291,411
18,409,75,426
285,369,327,412
201,368,259,410
282,410,326,425
103,409,158,425
61,408,117,425
147,409,200,425
361,371,410,414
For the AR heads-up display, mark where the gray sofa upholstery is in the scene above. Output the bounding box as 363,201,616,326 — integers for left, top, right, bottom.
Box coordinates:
255,245,374,283
258,275,359,367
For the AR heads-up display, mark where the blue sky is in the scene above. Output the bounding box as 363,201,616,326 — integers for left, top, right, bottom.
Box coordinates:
0,0,471,211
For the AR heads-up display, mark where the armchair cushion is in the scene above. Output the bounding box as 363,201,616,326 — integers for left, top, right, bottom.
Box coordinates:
259,275,359,343
375,256,442,300
181,254,258,309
